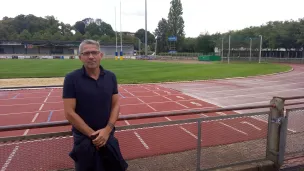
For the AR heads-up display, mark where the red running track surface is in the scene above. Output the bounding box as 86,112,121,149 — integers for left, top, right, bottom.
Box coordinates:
0,84,268,171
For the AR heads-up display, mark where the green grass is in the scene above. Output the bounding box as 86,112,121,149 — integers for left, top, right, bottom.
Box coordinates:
0,59,291,84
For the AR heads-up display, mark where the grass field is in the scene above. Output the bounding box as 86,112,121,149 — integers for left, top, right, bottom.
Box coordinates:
0,59,291,84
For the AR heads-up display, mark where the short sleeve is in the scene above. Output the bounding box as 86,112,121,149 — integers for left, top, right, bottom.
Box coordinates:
62,74,76,98
112,73,118,95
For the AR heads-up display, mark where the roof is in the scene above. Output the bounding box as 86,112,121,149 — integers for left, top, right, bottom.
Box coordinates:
0,40,134,47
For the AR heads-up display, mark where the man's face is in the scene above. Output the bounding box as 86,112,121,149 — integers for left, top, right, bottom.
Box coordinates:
79,44,103,69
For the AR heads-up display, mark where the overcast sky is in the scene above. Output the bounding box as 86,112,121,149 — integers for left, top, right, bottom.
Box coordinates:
0,0,303,38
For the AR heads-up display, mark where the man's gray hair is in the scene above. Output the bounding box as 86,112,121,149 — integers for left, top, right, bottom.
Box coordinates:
79,39,100,54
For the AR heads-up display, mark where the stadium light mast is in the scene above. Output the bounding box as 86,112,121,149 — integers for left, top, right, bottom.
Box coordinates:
120,0,123,60
115,6,118,60
249,38,252,62
259,35,262,63
228,35,231,64
154,36,157,57
145,0,148,56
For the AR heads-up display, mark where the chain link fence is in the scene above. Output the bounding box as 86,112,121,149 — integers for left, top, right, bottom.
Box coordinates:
285,108,304,157
199,112,269,170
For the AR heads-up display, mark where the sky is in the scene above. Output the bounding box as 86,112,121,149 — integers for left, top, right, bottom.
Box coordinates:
0,0,303,38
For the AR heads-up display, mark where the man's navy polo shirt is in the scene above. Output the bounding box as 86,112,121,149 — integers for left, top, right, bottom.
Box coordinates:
62,65,118,135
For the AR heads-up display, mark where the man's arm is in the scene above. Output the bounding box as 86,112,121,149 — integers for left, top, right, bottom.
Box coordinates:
105,73,120,132
62,74,94,137
106,93,120,131
63,99,95,137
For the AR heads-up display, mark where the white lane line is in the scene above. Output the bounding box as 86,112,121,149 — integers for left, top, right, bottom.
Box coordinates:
1,146,19,171
137,97,157,111
124,120,149,149
24,89,53,136
219,122,248,135
23,129,29,135
38,104,44,111
43,89,53,103
190,102,202,107
124,120,130,125
176,96,184,99
241,121,261,131
153,91,161,96
179,126,198,139
124,120,149,150
164,117,197,139
31,113,39,122
134,131,149,149
123,88,135,97
216,112,226,116
201,114,208,117
139,86,151,92
165,117,171,121
162,96,172,101
175,101,189,108
163,91,171,95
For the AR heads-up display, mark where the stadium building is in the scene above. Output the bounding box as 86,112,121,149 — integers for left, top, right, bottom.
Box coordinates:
0,40,135,58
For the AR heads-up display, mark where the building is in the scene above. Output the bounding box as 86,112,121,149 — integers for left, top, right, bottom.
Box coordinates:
0,40,134,57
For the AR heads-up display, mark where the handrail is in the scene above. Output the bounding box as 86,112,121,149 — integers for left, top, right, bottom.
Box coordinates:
275,96,304,101
0,98,303,132
0,103,272,132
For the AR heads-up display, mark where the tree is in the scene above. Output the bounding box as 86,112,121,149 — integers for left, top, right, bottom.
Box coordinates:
134,29,155,45
154,18,169,53
196,33,216,54
167,0,185,51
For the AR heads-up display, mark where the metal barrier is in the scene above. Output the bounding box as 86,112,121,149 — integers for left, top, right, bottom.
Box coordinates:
284,107,304,157
0,96,303,171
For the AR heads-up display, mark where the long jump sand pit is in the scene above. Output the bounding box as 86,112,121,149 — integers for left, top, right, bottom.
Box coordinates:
0,77,64,88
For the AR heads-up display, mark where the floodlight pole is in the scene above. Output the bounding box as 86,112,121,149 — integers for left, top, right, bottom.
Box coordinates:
228,35,231,64
138,38,141,55
154,36,157,57
221,37,224,62
259,35,262,63
120,0,122,53
145,0,148,56
115,7,118,57
249,38,252,62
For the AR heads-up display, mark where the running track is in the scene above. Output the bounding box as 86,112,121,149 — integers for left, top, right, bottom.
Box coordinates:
0,64,303,171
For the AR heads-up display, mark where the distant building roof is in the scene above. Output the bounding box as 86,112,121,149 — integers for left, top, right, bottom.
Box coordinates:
0,40,134,47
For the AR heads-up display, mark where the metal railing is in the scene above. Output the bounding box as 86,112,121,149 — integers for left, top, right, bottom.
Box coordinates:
0,96,303,171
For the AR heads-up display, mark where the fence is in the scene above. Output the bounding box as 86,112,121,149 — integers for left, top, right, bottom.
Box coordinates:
0,96,303,171
221,57,304,64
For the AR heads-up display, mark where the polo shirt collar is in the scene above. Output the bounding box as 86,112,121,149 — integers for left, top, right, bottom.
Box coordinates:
82,65,105,77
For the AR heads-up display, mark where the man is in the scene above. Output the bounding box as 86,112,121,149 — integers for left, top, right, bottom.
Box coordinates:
62,39,128,171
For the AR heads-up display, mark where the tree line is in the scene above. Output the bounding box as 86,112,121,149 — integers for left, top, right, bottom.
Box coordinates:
0,0,303,54
153,0,304,53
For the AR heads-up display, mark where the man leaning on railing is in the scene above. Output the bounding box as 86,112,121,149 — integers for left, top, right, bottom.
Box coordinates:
62,39,128,171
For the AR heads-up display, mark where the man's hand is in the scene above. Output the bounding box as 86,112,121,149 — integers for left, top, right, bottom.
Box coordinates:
91,126,112,148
